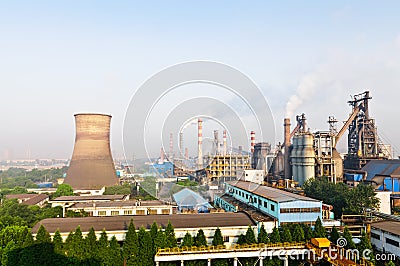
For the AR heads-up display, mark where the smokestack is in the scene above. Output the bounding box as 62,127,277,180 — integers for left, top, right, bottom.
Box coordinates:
179,132,184,158
198,118,203,168
284,118,291,180
238,145,243,155
250,131,255,153
160,147,165,163
65,113,119,189
214,130,219,155
223,130,227,156
185,148,189,160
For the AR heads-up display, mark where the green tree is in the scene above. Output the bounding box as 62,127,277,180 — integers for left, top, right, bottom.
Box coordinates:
303,224,314,240
106,236,122,266
292,224,305,242
257,224,269,244
345,183,380,215
237,234,246,245
194,229,207,247
150,221,158,240
53,184,74,198
280,226,292,242
329,226,340,244
84,227,98,260
181,232,194,247
269,227,280,243
137,227,153,266
53,230,63,255
313,217,326,238
97,230,109,264
35,224,51,243
64,231,74,257
123,220,139,266
244,226,256,244
154,227,166,249
69,226,85,260
104,183,132,195
342,226,356,249
357,230,373,260
165,221,177,248
212,228,224,246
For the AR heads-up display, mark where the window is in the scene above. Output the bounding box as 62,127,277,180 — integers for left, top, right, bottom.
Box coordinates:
149,209,158,215
124,210,132,215
264,201,268,208
111,211,119,216
371,232,380,240
136,209,146,215
98,211,106,216
223,236,229,242
386,237,399,247
161,209,170,214
246,194,248,199
271,205,275,211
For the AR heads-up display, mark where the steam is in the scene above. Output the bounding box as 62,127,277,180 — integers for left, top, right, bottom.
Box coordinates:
285,67,327,118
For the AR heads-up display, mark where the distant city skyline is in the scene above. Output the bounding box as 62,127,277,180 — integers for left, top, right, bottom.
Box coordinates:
1,1,399,160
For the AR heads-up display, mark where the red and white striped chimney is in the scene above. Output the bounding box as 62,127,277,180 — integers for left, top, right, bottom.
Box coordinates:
251,131,256,153
198,118,203,167
160,147,164,163
185,147,189,160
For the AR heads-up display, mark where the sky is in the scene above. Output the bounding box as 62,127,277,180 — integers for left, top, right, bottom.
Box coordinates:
1,1,399,160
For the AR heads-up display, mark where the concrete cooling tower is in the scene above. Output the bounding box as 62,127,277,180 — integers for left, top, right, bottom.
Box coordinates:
65,113,119,189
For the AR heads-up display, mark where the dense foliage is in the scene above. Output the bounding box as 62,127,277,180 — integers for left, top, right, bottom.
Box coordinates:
303,177,379,217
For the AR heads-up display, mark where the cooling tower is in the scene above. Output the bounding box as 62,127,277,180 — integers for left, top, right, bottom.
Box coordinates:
65,113,119,189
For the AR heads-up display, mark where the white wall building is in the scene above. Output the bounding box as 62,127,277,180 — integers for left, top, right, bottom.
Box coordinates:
371,221,400,259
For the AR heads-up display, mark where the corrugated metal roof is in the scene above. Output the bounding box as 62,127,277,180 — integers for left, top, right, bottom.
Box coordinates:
362,160,400,180
173,188,212,208
371,221,400,236
226,181,320,203
70,200,170,208
31,212,256,234
52,195,127,201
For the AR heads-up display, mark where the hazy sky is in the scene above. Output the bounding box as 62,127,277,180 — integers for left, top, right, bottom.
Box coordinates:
1,1,399,160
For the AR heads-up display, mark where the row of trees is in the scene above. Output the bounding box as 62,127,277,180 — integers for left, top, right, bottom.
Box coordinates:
303,177,379,217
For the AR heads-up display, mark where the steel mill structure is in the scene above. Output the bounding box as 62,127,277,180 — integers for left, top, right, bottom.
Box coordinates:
267,91,390,186
65,113,119,190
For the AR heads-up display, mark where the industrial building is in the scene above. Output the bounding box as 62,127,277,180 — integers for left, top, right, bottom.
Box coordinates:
214,180,323,226
32,212,257,248
268,91,390,186
205,154,251,184
64,113,119,190
50,194,129,208
371,220,400,259
66,200,175,216
5,193,49,207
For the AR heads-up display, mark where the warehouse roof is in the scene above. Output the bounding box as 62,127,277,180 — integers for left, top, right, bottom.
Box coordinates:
31,212,256,234
363,160,400,180
52,195,128,202
226,181,320,203
69,200,173,209
371,221,400,236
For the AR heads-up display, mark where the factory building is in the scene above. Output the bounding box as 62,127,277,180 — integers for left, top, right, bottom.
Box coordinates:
149,161,174,177
371,221,400,259
205,154,251,184
214,180,323,226
32,212,257,248
66,200,175,216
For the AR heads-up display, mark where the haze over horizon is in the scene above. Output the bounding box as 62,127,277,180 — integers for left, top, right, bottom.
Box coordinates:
1,1,400,160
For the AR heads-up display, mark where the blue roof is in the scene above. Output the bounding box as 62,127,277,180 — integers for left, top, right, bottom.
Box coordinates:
362,160,400,180
173,188,212,209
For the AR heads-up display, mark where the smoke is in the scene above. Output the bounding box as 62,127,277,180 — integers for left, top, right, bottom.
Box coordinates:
284,67,327,118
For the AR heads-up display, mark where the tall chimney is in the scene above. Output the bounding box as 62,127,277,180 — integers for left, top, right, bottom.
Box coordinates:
223,130,227,156
197,118,203,168
179,132,184,158
214,130,219,155
238,145,243,155
65,113,118,189
160,147,165,163
185,148,189,160
284,118,291,180
250,131,256,153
